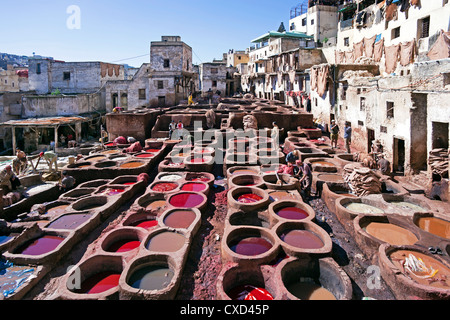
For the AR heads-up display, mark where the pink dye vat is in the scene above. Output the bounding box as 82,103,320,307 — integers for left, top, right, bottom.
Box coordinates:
181,183,207,192
169,193,204,208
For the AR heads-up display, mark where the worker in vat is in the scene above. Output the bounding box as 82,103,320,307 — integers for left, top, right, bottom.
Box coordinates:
294,160,313,201
344,122,352,154
59,170,76,192
377,154,392,177
330,120,339,150
0,165,21,194
40,151,58,172
285,150,301,165
13,148,28,176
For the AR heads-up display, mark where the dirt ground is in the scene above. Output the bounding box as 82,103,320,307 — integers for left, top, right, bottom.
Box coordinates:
25,163,396,301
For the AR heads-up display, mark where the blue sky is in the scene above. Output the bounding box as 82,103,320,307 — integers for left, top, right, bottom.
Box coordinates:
0,0,303,67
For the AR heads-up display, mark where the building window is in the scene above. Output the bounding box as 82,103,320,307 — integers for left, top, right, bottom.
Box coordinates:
158,96,165,107
139,89,146,100
360,97,366,111
163,59,170,68
211,68,218,74
212,80,217,87
63,72,71,81
36,63,41,74
344,37,350,47
444,73,450,86
158,81,164,89
392,27,400,39
311,19,315,25
380,126,388,133
418,16,430,38
387,101,394,118
302,18,307,26
358,120,364,126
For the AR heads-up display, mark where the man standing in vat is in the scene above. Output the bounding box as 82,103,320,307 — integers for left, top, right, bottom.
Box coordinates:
59,170,76,192
330,120,339,149
344,122,352,154
295,160,312,201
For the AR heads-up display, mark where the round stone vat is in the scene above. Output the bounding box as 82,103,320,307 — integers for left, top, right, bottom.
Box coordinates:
144,228,189,254
227,187,270,212
335,196,387,223
149,181,180,194
60,188,96,201
321,182,357,213
263,174,299,190
61,255,124,300
109,154,130,162
216,263,278,300
184,155,214,172
222,227,279,265
156,172,184,182
94,161,117,169
70,196,108,212
110,176,139,186
257,150,284,166
67,162,92,169
100,149,121,155
269,200,315,223
160,208,201,233
78,179,110,188
275,221,332,257
137,193,168,213
227,166,260,177
133,152,156,159
192,147,215,157
277,257,352,300
378,244,450,300
225,153,258,166
229,174,265,189
382,194,431,214
84,155,108,162
167,192,207,211
44,201,71,217
316,173,345,184
184,172,215,185
228,210,271,229
267,190,299,202
260,164,279,175
179,182,209,195
100,227,147,255
412,212,450,241
353,214,421,262
158,159,185,172
306,158,339,173
119,161,146,169
119,254,181,300
381,179,408,195
122,213,159,230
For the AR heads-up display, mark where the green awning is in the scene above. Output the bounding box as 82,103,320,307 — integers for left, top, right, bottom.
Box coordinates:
251,31,313,43
338,3,357,12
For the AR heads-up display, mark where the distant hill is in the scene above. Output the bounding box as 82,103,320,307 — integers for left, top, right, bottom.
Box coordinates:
0,52,54,69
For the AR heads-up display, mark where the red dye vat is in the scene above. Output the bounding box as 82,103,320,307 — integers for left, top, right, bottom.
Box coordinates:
105,142,115,147
136,153,155,158
133,220,158,230
236,193,263,203
276,207,309,220
145,148,161,153
107,188,125,196
122,182,136,186
169,193,204,208
188,157,207,163
152,182,178,192
107,239,140,253
181,183,206,192
228,285,274,300
76,271,121,294
229,237,272,256
15,235,65,256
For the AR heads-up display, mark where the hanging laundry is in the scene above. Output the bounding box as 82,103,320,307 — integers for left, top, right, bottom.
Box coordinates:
399,39,416,66
384,44,400,74
364,35,377,58
354,41,364,59
310,67,318,92
317,65,330,97
335,50,345,64
427,31,450,60
399,0,410,12
374,37,385,62
345,50,355,64
410,0,420,8
288,70,296,85
385,3,398,22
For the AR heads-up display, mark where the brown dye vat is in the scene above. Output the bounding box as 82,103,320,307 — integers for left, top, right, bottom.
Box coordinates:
163,210,196,229
280,230,324,249
312,161,335,167
231,169,259,176
120,162,145,169
286,281,336,300
416,217,450,240
365,222,418,245
146,231,186,252
389,250,450,289
317,174,344,182
268,191,297,202
101,150,120,155
144,200,167,211
86,156,107,162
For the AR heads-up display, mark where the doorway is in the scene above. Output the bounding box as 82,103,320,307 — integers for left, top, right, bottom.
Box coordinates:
367,129,375,153
393,138,405,174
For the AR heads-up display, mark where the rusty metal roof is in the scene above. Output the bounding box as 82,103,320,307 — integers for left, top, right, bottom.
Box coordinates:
1,116,88,127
